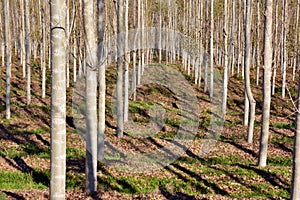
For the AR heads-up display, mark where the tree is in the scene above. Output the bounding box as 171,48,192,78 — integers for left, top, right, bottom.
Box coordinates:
281,0,288,99
291,50,300,200
116,0,124,138
292,0,299,81
291,1,300,198
210,0,214,98
97,0,105,161
244,0,256,143
50,0,67,198
124,0,129,122
4,0,11,120
83,0,98,194
41,0,46,98
222,0,229,117
20,0,26,78
25,0,31,105
272,0,279,95
258,0,273,167
255,1,261,86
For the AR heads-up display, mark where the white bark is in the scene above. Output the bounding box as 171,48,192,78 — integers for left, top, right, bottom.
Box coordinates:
25,0,31,105
258,0,273,167
291,29,300,200
41,0,46,98
210,0,214,98
292,0,299,81
222,0,229,117
244,0,256,143
124,0,129,122
97,0,105,161
20,0,26,78
282,0,288,99
4,0,11,119
83,0,98,194
50,0,67,198
272,0,279,95
256,1,261,86
117,0,124,138
66,0,70,88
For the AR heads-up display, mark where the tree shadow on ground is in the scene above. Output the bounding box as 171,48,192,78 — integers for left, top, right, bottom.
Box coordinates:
219,135,257,158
160,189,197,200
2,191,25,200
237,164,289,191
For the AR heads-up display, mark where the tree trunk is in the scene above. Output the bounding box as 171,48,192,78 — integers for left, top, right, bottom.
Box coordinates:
258,0,273,167
222,0,229,117
124,0,129,122
83,0,98,194
25,0,31,105
292,0,299,81
244,0,256,143
66,0,70,88
210,0,214,98
231,0,236,76
97,0,105,162
4,0,11,119
282,0,288,99
256,1,261,86
41,0,46,98
291,37,300,200
20,0,26,78
50,0,67,198
116,0,124,138
272,0,279,95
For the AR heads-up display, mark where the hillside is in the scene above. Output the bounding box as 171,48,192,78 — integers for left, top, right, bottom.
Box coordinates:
0,60,297,199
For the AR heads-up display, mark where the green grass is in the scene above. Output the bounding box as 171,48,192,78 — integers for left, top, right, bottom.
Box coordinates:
268,156,293,167
0,145,83,160
271,134,294,144
0,191,7,200
154,131,176,140
224,120,242,127
0,170,84,190
0,170,47,190
66,147,85,159
31,103,51,113
271,122,295,129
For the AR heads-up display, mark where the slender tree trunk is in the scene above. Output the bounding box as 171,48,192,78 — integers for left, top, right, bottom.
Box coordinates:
73,27,77,83
83,0,98,194
137,0,142,85
282,0,288,99
41,0,46,98
222,0,229,117
258,0,273,167
124,0,129,122
210,0,214,98
20,0,26,78
231,0,236,76
97,0,105,162
272,0,279,95
237,0,241,76
291,38,300,200
4,0,11,119
25,0,31,105
66,0,70,88
292,0,299,81
256,1,261,86
244,0,256,143
116,0,124,138
50,0,67,198
0,2,3,68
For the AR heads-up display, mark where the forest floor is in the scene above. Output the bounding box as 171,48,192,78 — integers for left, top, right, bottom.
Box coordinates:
0,59,297,200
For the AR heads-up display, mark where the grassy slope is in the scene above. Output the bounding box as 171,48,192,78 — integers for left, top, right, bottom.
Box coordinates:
0,60,297,199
